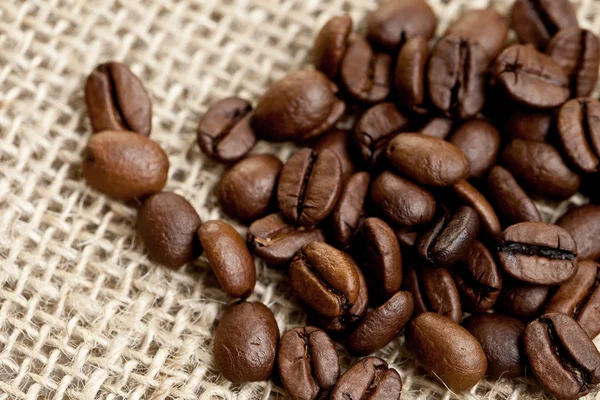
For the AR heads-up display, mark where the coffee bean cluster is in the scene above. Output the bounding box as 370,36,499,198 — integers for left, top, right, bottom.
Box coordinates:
79,0,600,399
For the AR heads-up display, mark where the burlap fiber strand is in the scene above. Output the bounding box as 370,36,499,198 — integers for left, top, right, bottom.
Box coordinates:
1,0,600,399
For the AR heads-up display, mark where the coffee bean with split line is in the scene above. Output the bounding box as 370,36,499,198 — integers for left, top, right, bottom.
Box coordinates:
330,357,402,400
330,172,370,249
557,98,600,173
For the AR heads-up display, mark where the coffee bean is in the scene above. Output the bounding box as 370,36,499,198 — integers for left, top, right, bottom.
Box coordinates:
387,133,470,187
450,119,500,179
417,206,479,268
213,301,279,383
407,312,487,391
278,326,339,400
487,166,541,226
502,139,580,199
247,213,325,267
462,314,525,379
395,226,419,248
548,27,600,98
370,171,436,227
85,62,152,137
557,98,600,173
313,129,355,182
502,109,554,142
197,97,256,163
524,313,600,400
341,37,392,104
419,117,454,139
137,192,202,268
497,222,577,285
330,357,402,400
217,155,282,222
290,242,360,317
197,220,256,298
278,148,342,227
557,204,600,261
347,291,413,356
253,70,345,142
494,45,569,109
394,36,429,114
82,130,169,200
312,15,353,80
452,180,502,238
330,172,370,249
497,279,550,320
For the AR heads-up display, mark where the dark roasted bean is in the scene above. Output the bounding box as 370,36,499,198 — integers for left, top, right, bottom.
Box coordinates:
452,180,502,238
557,98,600,173
330,357,402,400
312,15,353,80
329,172,370,249
557,204,600,261
313,129,355,182
450,119,500,179
419,117,454,139
394,36,429,114
487,166,541,226
497,279,550,320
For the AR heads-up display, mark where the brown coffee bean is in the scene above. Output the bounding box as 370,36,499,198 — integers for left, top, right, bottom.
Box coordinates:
347,291,413,356
330,172,370,249
387,133,470,187
502,109,554,142
557,98,600,173
419,117,454,139
394,36,429,114
497,279,550,320
395,226,419,248
407,313,487,391
197,97,256,163
450,119,500,179
290,242,359,317
452,180,502,238
197,220,256,298
85,62,152,137
557,204,600,261
137,192,202,268
278,148,342,227
487,166,541,226
217,155,282,222
213,301,279,383
82,130,169,200
312,15,353,80
330,357,402,400
313,129,355,182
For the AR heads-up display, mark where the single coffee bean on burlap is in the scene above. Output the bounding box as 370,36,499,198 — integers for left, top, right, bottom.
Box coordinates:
497,279,550,320
394,36,429,114
312,129,355,182
450,119,500,179
557,204,600,261
312,15,353,80
557,98,600,173
330,357,402,400
330,172,370,249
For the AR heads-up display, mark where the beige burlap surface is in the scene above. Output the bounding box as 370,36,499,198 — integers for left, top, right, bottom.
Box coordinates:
1,0,600,399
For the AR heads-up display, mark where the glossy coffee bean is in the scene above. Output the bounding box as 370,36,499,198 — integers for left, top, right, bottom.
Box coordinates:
217,155,282,222
290,242,359,317
395,226,419,248
557,204,600,261
394,36,429,114
197,97,256,163
557,98,600,173
330,172,370,249
419,117,454,139
278,148,342,227
497,222,577,285
247,213,325,267
253,70,345,142
82,130,169,200
313,129,355,182
137,192,202,268
524,313,600,400
502,139,580,199
85,62,152,137
487,166,541,226
497,279,550,320
450,119,500,179
347,291,413,356
213,301,279,383
407,313,487,391
312,15,353,80
370,171,436,227
502,109,554,142
452,180,502,238
462,314,525,379
330,357,402,400
278,326,339,400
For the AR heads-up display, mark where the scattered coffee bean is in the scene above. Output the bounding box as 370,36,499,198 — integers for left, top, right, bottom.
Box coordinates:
497,279,550,320
330,172,370,249
557,204,600,261
452,179,502,238
487,165,541,226
330,357,402,400
312,15,353,80
419,117,454,139
450,119,500,179
502,108,554,142
557,98,600,173
394,36,429,114
313,129,355,182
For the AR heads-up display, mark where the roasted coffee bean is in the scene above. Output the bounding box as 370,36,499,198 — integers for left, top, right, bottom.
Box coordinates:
497,279,550,320
546,260,600,338
452,180,502,238
494,45,569,109
417,206,479,268
548,27,600,98
370,171,436,227
557,98,600,173
487,166,541,226
511,0,578,50
217,155,282,222
502,139,580,199
330,172,370,249
82,130,168,200
462,314,525,379
85,62,152,137
253,70,345,142
278,148,342,227
524,313,600,400
502,108,554,142
290,242,359,317
427,34,487,119
312,15,353,80
213,301,279,383
557,204,600,261
353,102,410,169
419,117,454,139
407,313,487,391
452,241,502,313
137,192,202,268
395,226,419,248
278,326,339,400
347,291,413,356
387,133,470,187
394,36,429,114
247,213,325,266
450,119,500,179
313,129,355,182
330,357,402,400
497,222,577,285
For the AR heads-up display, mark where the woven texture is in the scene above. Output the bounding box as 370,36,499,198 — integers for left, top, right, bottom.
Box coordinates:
1,0,600,399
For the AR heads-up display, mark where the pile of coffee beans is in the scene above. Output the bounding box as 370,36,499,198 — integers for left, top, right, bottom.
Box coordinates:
79,0,600,398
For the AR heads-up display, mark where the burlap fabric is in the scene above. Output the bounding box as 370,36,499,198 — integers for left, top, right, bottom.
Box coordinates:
1,0,600,399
